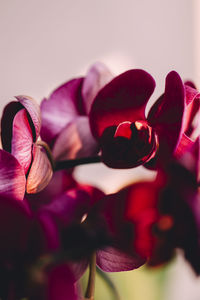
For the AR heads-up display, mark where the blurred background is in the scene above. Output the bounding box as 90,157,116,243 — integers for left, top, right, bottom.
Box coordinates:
1,0,200,299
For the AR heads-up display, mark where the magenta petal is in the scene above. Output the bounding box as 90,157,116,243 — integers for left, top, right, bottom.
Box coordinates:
1,101,23,152
96,247,145,272
53,116,98,161
184,82,200,105
11,108,33,174
40,78,84,146
147,71,185,162
89,69,156,139
26,144,53,194
82,62,113,114
0,150,26,200
15,95,41,141
39,188,91,226
174,133,195,158
47,264,77,300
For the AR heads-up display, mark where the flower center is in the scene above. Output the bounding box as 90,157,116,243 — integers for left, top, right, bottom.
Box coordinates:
100,120,159,168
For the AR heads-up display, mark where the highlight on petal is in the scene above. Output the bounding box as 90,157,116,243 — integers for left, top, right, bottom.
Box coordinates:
147,71,185,163
89,69,156,139
96,247,145,272
0,150,26,200
184,83,200,139
184,81,200,105
82,62,114,114
26,144,53,194
11,108,33,174
15,95,41,141
40,78,84,146
53,116,98,161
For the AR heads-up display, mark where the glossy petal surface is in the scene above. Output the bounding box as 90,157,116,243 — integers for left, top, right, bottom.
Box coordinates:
11,108,33,174
26,144,53,194
0,150,26,200
15,95,41,141
53,116,98,160
1,101,22,152
89,69,156,139
147,71,185,164
82,62,113,114
40,78,83,146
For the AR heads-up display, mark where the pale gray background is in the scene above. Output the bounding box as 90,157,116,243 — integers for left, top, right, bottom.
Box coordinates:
1,0,200,299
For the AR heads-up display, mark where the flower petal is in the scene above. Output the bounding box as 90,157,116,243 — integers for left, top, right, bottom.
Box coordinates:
1,101,22,152
82,62,113,114
0,196,31,260
96,246,145,272
46,264,77,300
39,188,91,226
40,78,84,146
185,82,200,105
147,71,185,163
89,69,156,139
53,116,98,161
26,170,76,210
11,108,33,174
26,144,53,194
0,150,26,200
15,95,41,141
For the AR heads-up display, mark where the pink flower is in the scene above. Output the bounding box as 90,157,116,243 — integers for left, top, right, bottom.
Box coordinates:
1,95,53,199
40,62,113,161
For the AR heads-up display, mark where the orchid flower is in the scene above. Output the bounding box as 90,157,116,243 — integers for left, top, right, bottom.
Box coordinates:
89,69,200,168
1,95,53,199
40,62,113,162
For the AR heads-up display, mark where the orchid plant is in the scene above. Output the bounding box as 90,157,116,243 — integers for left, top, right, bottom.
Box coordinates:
0,62,200,300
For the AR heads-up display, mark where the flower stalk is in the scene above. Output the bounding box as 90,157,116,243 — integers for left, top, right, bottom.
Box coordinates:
55,156,101,171
85,252,96,300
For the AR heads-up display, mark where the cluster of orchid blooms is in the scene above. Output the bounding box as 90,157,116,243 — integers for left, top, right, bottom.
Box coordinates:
1,62,200,299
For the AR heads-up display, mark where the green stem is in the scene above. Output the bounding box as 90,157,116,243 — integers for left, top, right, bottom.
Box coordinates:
96,268,121,300
85,253,96,300
55,156,101,171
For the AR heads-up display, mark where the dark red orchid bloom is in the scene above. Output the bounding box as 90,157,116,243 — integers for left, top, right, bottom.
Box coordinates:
40,62,113,162
89,69,200,168
1,95,53,199
94,160,200,274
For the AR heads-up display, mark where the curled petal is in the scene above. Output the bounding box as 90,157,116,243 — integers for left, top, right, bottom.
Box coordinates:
40,78,84,146
53,117,98,161
96,247,145,272
1,101,22,152
174,133,195,159
89,69,156,139
11,108,33,174
82,62,113,114
26,144,53,194
185,82,200,105
147,71,185,164
15,95,41,141
0,150,26,200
